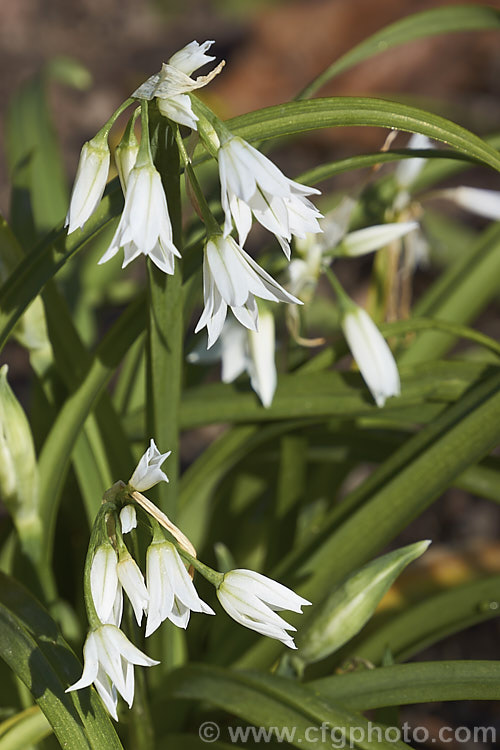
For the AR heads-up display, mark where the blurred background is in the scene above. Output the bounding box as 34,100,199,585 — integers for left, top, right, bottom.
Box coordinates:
2,1,500,744
2,0,500,215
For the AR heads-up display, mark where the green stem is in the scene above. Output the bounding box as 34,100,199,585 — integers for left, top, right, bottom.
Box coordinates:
177,545,224,588
173,125,220,233
96,98,136,140
146,112,183,517
323,266,354,312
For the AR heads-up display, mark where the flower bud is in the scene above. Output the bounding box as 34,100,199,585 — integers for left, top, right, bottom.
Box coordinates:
65,134,110,233
341,304,400,408
337,221,418,258
295,541,430,665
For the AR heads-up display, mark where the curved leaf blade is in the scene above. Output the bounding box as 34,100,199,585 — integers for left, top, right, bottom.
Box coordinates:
228,98,500,174
310,660,500,709
0,572,123,750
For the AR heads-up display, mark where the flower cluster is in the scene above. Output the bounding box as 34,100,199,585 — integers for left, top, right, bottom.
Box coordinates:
64,39,418,410
67,441,310,720
65,40,315,345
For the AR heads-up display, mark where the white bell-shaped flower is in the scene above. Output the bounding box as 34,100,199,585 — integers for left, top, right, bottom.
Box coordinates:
98,155,181,274
195,235,299,348
145,540,214,637
65,134,110,233
90,543,119,624
189,309,277,408
217,569,311,649
342,305,401,408
66,624,159,720
129,439,171,492
437,186,500,221
218,135,322,257
338,221,419,257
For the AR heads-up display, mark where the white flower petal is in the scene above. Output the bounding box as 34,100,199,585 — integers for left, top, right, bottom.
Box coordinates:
129,439,171,491
342,306,401,408
117,553,149,626
90,545,119,624
120,505,137,534
340,221,419,257
66,138,110,233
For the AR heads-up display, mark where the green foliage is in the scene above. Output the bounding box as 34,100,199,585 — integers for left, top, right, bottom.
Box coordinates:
1,5,500,749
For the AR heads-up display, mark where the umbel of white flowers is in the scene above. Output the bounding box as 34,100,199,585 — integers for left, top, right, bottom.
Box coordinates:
64,40,322,348
67,440,310,720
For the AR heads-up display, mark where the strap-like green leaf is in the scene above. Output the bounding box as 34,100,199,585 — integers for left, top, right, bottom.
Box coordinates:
339,575,500,666
0,184,122,355
164,664,410,750
0,572,122,749
228,98,500,173
0,707,51,750
310,660,500,708
179,360,493,429
37,296,146,563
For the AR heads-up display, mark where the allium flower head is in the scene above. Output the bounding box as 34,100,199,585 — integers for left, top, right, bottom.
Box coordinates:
217,569,311,649
218,135,322,258
66,624,159,720
65,135,110,234
145,540,214,636
129,439,171,492
132,41,224,130
342,305,401,408
195,235,299,348
98,159,181,274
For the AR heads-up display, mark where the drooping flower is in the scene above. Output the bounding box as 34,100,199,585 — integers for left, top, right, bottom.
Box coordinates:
90,543,119,624
116,550,149,626
217,569,311,649
97,156,181,274
145,540,214,637
341,304,400,408
218,135,322,258
65,134,110,233
119,505,137,534
195,235,299,348
132,40,224,130
436,186,500,221
129,439,171,492
189,309,278,407
66,624,159,720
